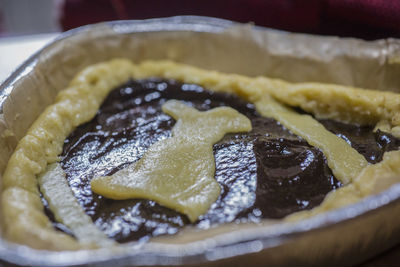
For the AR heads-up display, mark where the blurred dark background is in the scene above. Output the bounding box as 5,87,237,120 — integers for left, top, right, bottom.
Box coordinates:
60,0,400,40
1,0,400,40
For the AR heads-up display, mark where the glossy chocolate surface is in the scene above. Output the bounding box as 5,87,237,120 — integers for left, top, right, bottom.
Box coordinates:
55,79,400,243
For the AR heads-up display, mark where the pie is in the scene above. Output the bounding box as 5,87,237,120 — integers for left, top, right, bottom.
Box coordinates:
2,59,400,250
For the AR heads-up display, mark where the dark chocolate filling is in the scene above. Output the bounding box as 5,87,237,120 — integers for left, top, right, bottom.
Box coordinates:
52,79,400,243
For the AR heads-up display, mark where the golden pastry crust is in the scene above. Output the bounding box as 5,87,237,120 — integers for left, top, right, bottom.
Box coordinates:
2,59,400,250
137,61,400,136
2,60,136,250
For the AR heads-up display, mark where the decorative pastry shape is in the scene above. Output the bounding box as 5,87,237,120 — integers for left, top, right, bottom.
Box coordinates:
91,100,252,222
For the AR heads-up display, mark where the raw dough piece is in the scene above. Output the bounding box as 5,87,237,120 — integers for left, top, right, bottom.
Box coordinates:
91,100,252,222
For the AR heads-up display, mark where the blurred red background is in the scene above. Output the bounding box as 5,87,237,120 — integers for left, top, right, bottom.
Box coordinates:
60,0,400,40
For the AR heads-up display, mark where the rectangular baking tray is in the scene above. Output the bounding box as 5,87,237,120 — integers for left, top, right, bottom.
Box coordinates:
0,16,400,266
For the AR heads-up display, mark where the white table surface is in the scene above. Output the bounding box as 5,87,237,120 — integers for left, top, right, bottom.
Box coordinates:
0,33,58,83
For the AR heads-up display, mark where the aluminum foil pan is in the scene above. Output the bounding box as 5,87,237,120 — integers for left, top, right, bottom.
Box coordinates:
0,16,400,266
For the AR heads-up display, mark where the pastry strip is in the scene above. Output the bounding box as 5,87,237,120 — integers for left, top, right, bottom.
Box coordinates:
254,95,368,185
39,163,114,247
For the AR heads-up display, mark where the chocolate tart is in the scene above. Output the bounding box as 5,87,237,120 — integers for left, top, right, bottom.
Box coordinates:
3,58,400,250
1,17,400,266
